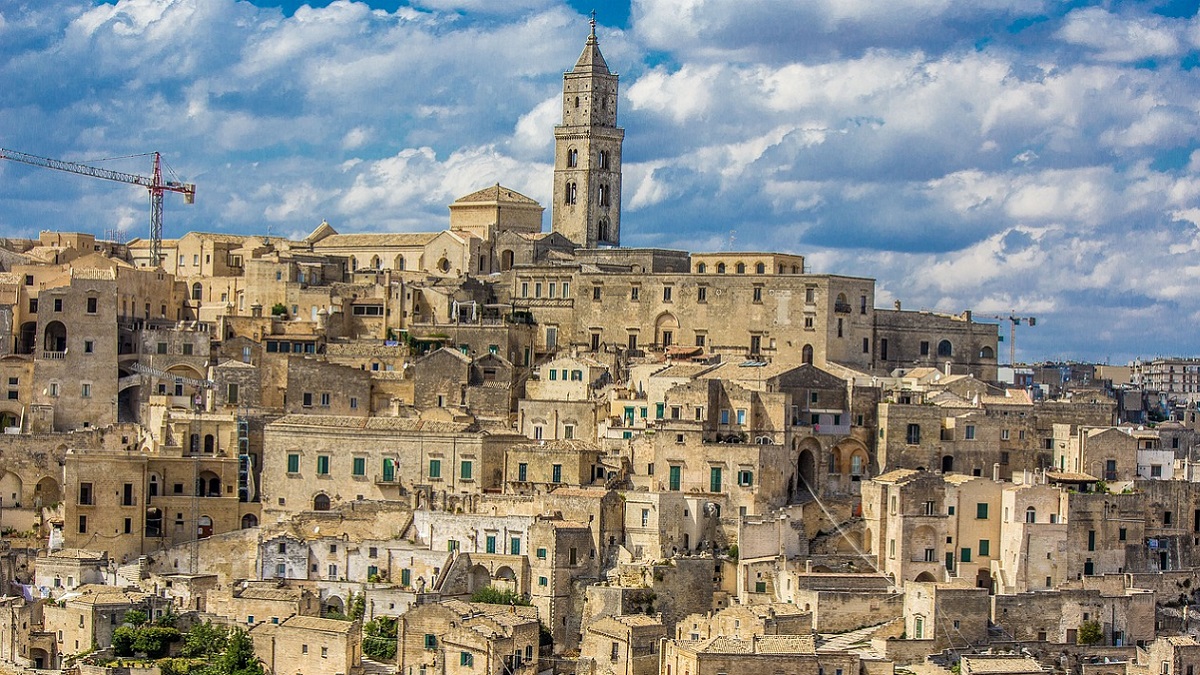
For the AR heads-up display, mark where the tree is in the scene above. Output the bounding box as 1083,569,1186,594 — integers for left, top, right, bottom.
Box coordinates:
349,593,366,621
123,609,148,627
270,303,288,317
182,621,228,658
1077,619,1103,645
112,627,136,657
132,626,181,658
204,627,263,675
469,587,530,606
363,617,398,661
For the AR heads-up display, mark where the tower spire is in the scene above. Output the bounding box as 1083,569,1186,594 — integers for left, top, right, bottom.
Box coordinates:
590,10,596,38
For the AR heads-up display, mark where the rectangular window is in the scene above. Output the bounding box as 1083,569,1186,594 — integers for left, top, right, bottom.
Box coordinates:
461,461,473,480
352,457,366,476
552,464,562,484
709,467,723,492
669,465,681,491
920,341,930,356
81,382,92,398
697,286,707,302
227,383,239,404
737,470,753,487
317,455,330,475
53,298,62,312
965,425,976,440
518,463,528,481
906,424,920,444
429,459,441,479
425,634,437,649
752,286,763,303
736,409,746,425
976,503,988,519
78,515,87,533
536,547,547,559
960,547,972,563
510,537,521,555
979,539,990,556
287,454,300,473
663,286,673,302
302,392,312,407
461,652,474,667
486,536,496,554
320,393,330,407
630,286,640,301
593,286,602,300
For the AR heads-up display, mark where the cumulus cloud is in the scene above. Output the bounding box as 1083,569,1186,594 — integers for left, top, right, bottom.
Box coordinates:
2,0,1200,360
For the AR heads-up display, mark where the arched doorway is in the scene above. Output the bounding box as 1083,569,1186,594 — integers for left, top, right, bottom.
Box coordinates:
43,321,67,352
323,596,345,617
500,250,514,271
197,516,213,538
313,493,331,511
197,471,220,497
797,448,816,495
29,648,49,670
241,514,258,529
937,340,953,357
191,282,203,301
204,434,215,454
468,564,491,592
35,476,60,507
941,455,954,473
493,566,517,593
802,344,814,365
17,322,36,354
0,471,23,506
655,312,679,348
976,568,993,591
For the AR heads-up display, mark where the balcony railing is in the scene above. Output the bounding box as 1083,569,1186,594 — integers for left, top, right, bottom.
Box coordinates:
41,350,66,360
834,302,852,314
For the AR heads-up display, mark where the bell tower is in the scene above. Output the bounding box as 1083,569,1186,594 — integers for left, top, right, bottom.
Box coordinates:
552,18,624,248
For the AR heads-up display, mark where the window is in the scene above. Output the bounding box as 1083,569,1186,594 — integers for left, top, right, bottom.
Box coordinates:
320,393,330,407
86,297,98,313
227,383,239,404
1088,530,1095,551
316,456,330,475
593,285,602,300
539,576,548,586
906,424,920,444
965,425,976,440
960,547,972,563
598,150,609,169
552,464,562,483
486,535,497,554
425,634,437,649
567,148,578,167
157,342,168,354
510,537,521,555
81,382,91,398
429,459,441,479
663,286,673,302
920,341,930,356
302,392,313,407
461,652,474,667
710,467,722,492
738,470,753,487
1105,459,1117,481
669,465,681,491
352,457,366,476
517,463,528,481
862,337,869,353
978,539,990,556
976,503,989,519
461,461,473,480
1001,429,1010,441
697,286,707,302
53,298,62,312
536,547,547,559
752,286,763,303
1151,464,1163,478
287,454,300,473
78,515,87,533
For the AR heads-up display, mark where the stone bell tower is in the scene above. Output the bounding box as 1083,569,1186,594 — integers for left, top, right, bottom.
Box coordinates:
551,18,624,248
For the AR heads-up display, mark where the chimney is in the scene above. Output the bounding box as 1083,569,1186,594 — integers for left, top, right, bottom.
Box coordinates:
894,300,902,311
992,463,1000,481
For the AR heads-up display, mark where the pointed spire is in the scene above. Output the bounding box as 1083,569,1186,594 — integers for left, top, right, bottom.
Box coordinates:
572,12,609,74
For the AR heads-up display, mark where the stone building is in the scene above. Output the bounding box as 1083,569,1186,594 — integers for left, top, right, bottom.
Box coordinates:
41,585,164,658
252,615,363,675
397,600,540,675
660,634,859,675
581,614,665,675
204,581,320,627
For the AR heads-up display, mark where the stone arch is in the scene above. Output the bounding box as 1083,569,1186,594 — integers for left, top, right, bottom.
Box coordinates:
313,493,331,511
937,340,953,357
755,262,765,274
395,254,406,271
975,568,993,591
0,410,18,432
197,515,213,538
197,471,220,497
500,250,515,271
493,565,517,593
191,282,203,301
797,438,820,495
915,571,937,583
43,320,67,352
29,647,49,670
241,514,258,529
35,476,60,506
0,471,23,507
655,312,680,347
735,262,746,274
370,255,381,270
980,345,995,359
17,322,36,354
323,595,345,617
717,263,726,274
468,564,491,592
941,455,954,473
802,344,814,365
697,262,707,273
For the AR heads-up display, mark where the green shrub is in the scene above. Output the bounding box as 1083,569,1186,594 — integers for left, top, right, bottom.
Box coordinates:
469,587,530,606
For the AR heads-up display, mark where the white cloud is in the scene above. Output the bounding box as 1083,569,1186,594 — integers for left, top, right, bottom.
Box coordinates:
1056,7,1184,62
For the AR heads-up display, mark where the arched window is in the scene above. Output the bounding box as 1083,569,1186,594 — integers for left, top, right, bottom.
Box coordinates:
396,255,406,271
980,346,995,359
937,340,953,357
565,182,577,205
313,494,331,511
802,344,814,365
755,262,765,274
43,321,66,352
598,150,609,169
598,184,610,207
736,262,746,274
371,255,381,270
574,96,580,108
598,219,610,243
697,263,707,273
191,283,203,301
567,148,578,168
717,263,726,274
1025,507,1036,523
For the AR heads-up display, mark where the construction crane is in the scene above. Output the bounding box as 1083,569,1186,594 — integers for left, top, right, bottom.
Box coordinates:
0,147,195,267
985,313,1037,366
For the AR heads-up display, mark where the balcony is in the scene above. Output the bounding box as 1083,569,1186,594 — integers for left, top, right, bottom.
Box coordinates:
40,350,66,360
834,302,852,314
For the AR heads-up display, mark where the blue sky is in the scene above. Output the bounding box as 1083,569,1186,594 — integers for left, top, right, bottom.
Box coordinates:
2,0,1200,364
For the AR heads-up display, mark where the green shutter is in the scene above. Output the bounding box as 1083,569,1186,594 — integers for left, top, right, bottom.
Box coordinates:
429,459,441,478
287,454,299,473
669,466,681,491
710,467,722,492
352,457,365,476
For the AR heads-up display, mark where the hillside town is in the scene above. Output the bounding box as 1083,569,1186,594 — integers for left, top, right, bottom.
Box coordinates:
5,23,1200,675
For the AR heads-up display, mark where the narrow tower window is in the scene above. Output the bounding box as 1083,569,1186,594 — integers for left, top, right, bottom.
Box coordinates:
567,149,578,168
598,150,609,169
